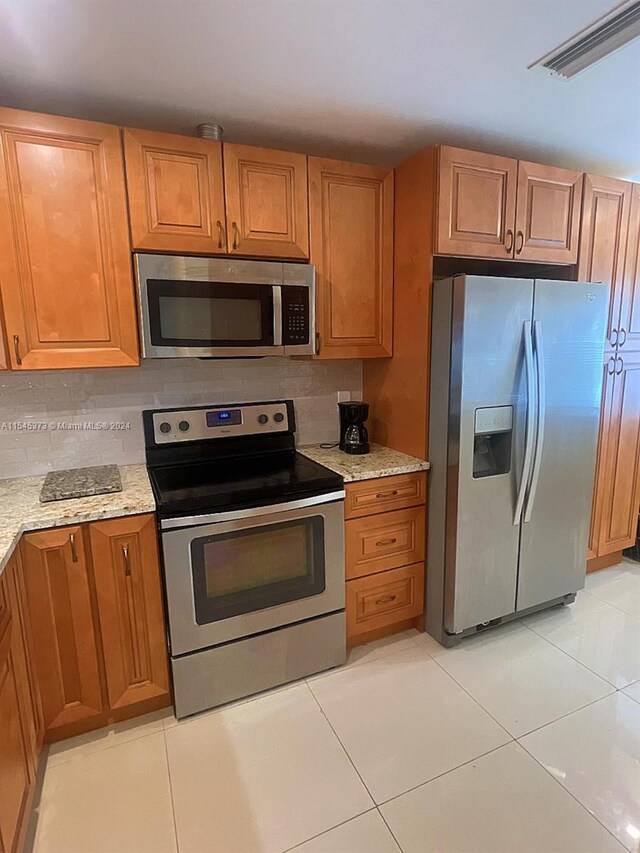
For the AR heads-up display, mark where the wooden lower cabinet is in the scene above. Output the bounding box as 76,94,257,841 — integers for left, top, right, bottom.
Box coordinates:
346,564,424,638
90,515,169,710
0,554,41,853
21,513,170,743
345,474,426,647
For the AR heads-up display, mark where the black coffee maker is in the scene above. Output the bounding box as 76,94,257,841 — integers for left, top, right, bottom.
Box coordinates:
338,401,370,455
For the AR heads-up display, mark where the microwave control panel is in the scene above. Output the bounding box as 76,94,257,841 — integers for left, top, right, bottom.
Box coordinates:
282,286,310,346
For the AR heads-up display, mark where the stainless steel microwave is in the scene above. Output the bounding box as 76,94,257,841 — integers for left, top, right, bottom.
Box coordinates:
134,254,315,358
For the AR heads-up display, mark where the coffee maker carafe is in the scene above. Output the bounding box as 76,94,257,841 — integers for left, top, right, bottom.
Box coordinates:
338,401,370,455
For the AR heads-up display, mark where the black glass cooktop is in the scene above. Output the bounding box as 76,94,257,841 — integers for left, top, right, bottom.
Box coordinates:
149,451,343,518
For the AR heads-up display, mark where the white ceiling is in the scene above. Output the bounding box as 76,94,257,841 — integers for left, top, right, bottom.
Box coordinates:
0,0,639,178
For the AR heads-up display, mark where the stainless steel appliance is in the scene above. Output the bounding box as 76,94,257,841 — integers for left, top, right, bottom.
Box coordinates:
144,400,346,718
338,400,370,455
427,275,608,646
135,254,315,358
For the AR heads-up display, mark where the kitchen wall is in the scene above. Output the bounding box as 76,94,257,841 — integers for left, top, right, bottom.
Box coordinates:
0,359,362,478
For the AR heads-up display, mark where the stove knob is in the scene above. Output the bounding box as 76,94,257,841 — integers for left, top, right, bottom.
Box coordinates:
274,412,285,423
159,421,171,434
257,414,269,425
178,420,190,432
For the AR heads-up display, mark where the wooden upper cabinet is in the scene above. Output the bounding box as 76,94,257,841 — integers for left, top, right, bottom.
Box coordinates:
595,350,640,555
309,157,393,359
0,108,139,369
436,146,517,259
514,162,583,263
89,514,169,711
21,526,104,735
124,127,227,254
223,143,309,258
619,184,640,352
578,174,632,350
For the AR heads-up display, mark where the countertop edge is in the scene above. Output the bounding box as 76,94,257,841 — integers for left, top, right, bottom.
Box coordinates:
298,444,430,483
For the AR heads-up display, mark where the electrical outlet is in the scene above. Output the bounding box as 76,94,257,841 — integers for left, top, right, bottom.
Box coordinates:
337,391,351,403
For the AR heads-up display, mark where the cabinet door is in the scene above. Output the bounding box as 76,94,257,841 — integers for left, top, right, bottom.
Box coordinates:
309,157,393,358
578,175,632,351
223,143,309,259
0,108,139,369
596,351,640,555
22,526,104,733
514,162,583,263
0,309,8,370
436,146,517,258
618,184,640,352
89,515,169,711
6,551,43,774
587,362,613,562
124,128,227,254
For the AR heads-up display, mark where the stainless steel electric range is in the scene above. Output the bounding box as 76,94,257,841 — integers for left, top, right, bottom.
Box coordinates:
143,400,346,718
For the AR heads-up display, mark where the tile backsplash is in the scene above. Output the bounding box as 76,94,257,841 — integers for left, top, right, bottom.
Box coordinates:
0,359,362,478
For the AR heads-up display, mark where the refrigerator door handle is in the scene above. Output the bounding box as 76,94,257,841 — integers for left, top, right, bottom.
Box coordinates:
513,321,536,526
524,320,546,523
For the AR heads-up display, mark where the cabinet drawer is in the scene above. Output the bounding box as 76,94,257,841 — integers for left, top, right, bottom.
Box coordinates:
347,563,424,638
345,472,426,519
346,506,425,580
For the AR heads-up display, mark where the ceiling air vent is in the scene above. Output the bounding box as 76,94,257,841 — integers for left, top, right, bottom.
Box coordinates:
529,0,640,79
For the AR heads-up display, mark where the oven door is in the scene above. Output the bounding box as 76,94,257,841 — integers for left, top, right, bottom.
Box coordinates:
136,254,284,358
161,494,345,655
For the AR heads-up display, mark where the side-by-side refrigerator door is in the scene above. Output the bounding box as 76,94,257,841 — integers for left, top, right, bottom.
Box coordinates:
445,276,534,634
517,280,608,612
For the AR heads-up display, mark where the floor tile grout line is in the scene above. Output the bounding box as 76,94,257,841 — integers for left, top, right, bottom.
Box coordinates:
375,806,404,852
517,731,628,850
45,717,170,768
280,807,380,853
512,689,618,741
161,728,181,853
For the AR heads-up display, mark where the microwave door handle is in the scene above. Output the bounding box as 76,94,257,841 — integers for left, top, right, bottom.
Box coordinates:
513,321,536,526
273,286,283,346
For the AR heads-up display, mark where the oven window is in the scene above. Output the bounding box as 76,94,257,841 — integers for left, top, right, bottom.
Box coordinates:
147,279,274,348
191,516,326,624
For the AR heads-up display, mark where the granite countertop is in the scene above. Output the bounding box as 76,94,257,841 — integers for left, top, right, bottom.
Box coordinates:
299,443,429,482
0,464,155,576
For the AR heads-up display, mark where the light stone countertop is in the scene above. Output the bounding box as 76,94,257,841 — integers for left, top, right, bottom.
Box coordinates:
298,443,429,482
0,464,155,576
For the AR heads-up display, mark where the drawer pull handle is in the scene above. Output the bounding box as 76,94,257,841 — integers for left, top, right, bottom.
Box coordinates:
376,490,399,499
69,533,78,563
516,230,524,255
122,544,131,576
376,594,397,605
376,537,397,547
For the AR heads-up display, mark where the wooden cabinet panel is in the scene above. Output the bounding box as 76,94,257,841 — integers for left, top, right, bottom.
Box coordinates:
514,162,583,263
0,305,8,370
596,351,640,555
346,563,424,638
310,157,393,358
124,128,226,253
6,551,43,774
345,506,425,580
587,363,612,562
90,514,169,711
22,526,104,734
619,184,640,352
436,146,517,259
0,108,139,369
345,472,426,519
223,144,308,259
578,174,632,350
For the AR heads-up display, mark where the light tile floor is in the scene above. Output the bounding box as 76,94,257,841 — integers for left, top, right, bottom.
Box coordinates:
32,561,640,853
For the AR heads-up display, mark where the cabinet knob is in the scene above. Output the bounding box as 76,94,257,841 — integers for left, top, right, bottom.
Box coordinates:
505,230,514,254
13,334,22,366
122,543,131,576
516,231,524,255
69,533,78,563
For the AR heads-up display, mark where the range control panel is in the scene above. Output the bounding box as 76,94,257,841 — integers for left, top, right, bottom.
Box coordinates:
151,402,290,444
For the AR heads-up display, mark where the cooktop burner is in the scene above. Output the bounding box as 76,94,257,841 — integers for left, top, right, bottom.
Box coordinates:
143,400,343,518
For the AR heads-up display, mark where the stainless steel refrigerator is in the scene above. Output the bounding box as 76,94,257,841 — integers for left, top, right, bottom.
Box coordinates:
426,275,608,646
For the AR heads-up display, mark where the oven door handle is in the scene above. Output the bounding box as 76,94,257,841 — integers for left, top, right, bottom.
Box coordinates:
160,490,346,531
